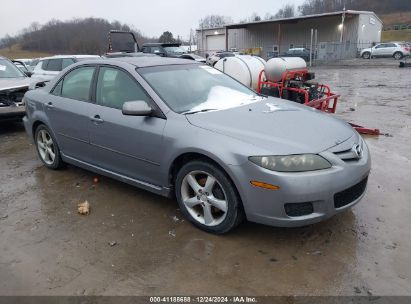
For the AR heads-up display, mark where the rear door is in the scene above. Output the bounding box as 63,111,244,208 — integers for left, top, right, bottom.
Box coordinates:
88,66,166,185
385,43,397,56
45,66,97,162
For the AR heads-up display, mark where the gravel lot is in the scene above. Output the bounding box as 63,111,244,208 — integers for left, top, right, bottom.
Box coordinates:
0,59,410,296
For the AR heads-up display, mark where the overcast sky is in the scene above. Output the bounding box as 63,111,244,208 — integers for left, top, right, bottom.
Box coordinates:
1,0,305,39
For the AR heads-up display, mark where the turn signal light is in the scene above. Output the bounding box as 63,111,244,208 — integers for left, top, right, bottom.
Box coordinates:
250,181,280,190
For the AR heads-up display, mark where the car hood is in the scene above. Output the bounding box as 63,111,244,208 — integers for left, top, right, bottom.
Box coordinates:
185,98,355,155
0,77,31,91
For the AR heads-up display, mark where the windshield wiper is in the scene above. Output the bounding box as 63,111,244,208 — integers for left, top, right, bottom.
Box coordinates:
183,108,218,115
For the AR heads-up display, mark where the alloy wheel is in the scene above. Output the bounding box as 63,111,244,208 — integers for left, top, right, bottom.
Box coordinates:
37,129,56,165
180,170,228,226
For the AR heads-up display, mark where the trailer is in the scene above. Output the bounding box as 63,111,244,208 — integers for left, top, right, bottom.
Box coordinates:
255,63,380,135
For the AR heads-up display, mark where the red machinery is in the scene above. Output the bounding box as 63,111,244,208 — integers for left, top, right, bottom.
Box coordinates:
256,68,380,135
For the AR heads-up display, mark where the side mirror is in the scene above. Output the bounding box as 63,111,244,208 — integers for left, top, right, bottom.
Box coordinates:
24,71,33,77
122,100,153,116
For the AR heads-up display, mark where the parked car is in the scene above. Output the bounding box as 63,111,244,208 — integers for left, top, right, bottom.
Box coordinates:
23,57,370,234
282,48,312,62
360,42,410,59
12,60,33,77
206,51,235,66
180,53,206,63
142,43,206,62
14,58,35,71
142,43,186,57
33,55,101,80
0,56,31,120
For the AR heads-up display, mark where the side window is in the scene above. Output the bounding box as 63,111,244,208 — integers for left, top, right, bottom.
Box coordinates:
96,67,151,110
151,46,162,54
142,46,150,53
62,58,75,69
61,67,95,101
41,60,48,70
52,79,63,96
46,59,62,71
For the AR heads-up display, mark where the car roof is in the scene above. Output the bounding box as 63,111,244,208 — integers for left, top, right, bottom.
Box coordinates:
142,43,181,47
80,56,198,68
39,55,101,60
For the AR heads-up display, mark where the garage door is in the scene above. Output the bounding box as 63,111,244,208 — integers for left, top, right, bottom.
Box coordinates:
206,35,225,52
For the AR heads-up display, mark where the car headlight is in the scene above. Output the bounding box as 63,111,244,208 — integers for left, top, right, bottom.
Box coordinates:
249,154,331,172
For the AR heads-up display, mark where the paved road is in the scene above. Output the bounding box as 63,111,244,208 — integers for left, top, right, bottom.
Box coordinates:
0,64,410,296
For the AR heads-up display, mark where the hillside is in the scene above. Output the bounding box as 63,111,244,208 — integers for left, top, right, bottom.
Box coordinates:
381,30,411,42
0,18,156,56
379,12,411,42
379,11,411,26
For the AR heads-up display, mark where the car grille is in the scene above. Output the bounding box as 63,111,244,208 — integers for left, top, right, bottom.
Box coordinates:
333,148,360,162
285,202,314,217
334,177,368,208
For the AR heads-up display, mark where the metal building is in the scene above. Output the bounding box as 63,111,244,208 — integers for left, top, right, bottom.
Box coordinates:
197,10,383,61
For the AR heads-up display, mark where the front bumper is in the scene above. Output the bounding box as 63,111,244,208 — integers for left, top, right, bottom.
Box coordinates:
229,140,371,227
0,105,26,120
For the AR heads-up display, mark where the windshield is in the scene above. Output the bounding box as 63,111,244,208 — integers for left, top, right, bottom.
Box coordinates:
139,64,263,113
164,46,186,55
0,59,26,78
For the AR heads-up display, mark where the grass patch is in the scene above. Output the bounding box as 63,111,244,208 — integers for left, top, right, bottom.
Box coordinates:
0,44,52,59
382,30,411,42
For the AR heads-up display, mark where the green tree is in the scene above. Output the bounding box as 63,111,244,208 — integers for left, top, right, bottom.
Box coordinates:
158,31,176,43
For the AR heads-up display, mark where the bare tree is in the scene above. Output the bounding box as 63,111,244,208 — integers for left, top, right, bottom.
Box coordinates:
298,0,411,15
0,17,155,55
249,12,262,22
199,15,233,29
274,4,296,19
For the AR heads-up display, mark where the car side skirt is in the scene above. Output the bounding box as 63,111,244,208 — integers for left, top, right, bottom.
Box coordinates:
61,153,172,198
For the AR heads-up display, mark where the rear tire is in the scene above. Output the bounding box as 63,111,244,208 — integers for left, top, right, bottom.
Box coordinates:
34,124,64,169
393,52,403,60
175,160,244,234
362,52,371,59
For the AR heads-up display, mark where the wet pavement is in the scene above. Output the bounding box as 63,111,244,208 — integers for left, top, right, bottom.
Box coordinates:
0,62,410,296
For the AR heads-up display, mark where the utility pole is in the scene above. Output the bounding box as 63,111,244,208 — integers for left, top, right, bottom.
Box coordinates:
340,3,346,43
310,28,314,67
314,29,318,65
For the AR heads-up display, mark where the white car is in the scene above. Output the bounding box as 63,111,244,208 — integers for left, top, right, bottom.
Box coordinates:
33,55,101,80
206,52,235,66
14,58,35,71
360,42,410,60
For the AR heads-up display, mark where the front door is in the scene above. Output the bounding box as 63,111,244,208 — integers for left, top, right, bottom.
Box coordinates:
88,66,166,185
45,66,96,163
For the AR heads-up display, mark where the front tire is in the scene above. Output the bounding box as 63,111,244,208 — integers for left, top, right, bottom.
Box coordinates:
393,52,403,60
35,124,63,169
362,52,371,59
175,160,244,234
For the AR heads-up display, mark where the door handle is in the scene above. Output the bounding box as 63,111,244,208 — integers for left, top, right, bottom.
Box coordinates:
90,115,104,124
46,102,54,109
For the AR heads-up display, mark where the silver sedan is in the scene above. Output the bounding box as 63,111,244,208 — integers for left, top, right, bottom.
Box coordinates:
23,57,370,233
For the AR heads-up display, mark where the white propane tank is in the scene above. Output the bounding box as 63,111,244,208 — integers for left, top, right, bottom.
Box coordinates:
264,57,307,82
214,55,266,90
